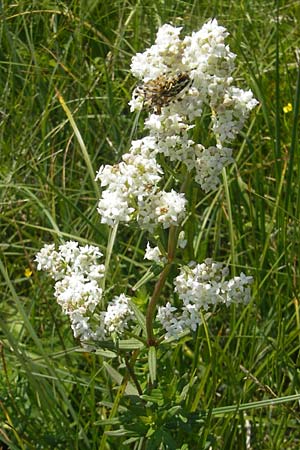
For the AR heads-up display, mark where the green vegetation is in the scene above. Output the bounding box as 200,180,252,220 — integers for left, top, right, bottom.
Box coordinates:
0,0,299,448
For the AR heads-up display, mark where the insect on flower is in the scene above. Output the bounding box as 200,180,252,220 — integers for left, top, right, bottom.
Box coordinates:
133,72,192,114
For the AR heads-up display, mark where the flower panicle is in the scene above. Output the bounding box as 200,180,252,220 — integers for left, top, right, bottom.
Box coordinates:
35,242,132,341
157,259,253,339
96,19,258,228
36,19,257,344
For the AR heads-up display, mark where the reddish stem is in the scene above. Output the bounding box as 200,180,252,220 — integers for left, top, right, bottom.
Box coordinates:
146,225,178,346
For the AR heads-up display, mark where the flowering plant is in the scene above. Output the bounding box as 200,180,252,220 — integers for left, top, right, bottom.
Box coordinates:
36,19,257,445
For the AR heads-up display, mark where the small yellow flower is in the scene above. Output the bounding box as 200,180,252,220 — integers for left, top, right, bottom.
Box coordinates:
283,102,292,113
24,268,33,278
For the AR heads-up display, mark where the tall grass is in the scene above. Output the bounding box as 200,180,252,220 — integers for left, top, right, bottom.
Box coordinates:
0,0,300,448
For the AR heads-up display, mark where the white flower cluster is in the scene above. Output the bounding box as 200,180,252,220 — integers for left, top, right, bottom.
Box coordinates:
157,259,253,339
96,20,257,229
35,242,133,341
35,241,105,341
35,241,105,283
96,137,186,231
129,19,258,192
104,294,134,334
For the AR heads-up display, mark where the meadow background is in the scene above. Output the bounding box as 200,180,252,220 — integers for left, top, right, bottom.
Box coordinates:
0,0,300,448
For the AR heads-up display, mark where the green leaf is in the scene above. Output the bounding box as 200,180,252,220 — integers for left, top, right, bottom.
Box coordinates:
105,429,129,437
94,349,117,358
166,405,181,418
148,346,157,384
129,299,147,335
103,362,139,396
162,429,178,449
132,268,155,291
94,418,120,426
210,394,300,416
141,388,163,404
118,339,144,350
147,430,163,450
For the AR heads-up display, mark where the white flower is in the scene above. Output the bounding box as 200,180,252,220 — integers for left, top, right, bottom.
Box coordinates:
36,242,137,341
130,49,166,81
155,24,182,51
96,137,163,226
129,93,144,112
35,244,60,276
224,272,253,305
211,87,259,143
194,144,233,192
69,312,93,340
136,189,187,232
58,241,80,264
130,24,184,81
182,19,235,78
36,241,105,341
69,312,105,341
144,242,166,264
88,264,106,281
177,231,187,249
54,274,102,315
127,19,258,194
157,259,253,339
154,190,187,228
104,294,133,334
157,302,181,338
97,189,135,226
145,113,193,135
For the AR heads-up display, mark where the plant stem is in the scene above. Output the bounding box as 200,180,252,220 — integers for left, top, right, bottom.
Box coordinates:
146,225,178,346
145,169,190,347
146,263,171,346
125,353,143,396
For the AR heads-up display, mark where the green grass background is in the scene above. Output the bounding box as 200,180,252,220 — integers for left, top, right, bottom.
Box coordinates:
0,0,300,448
